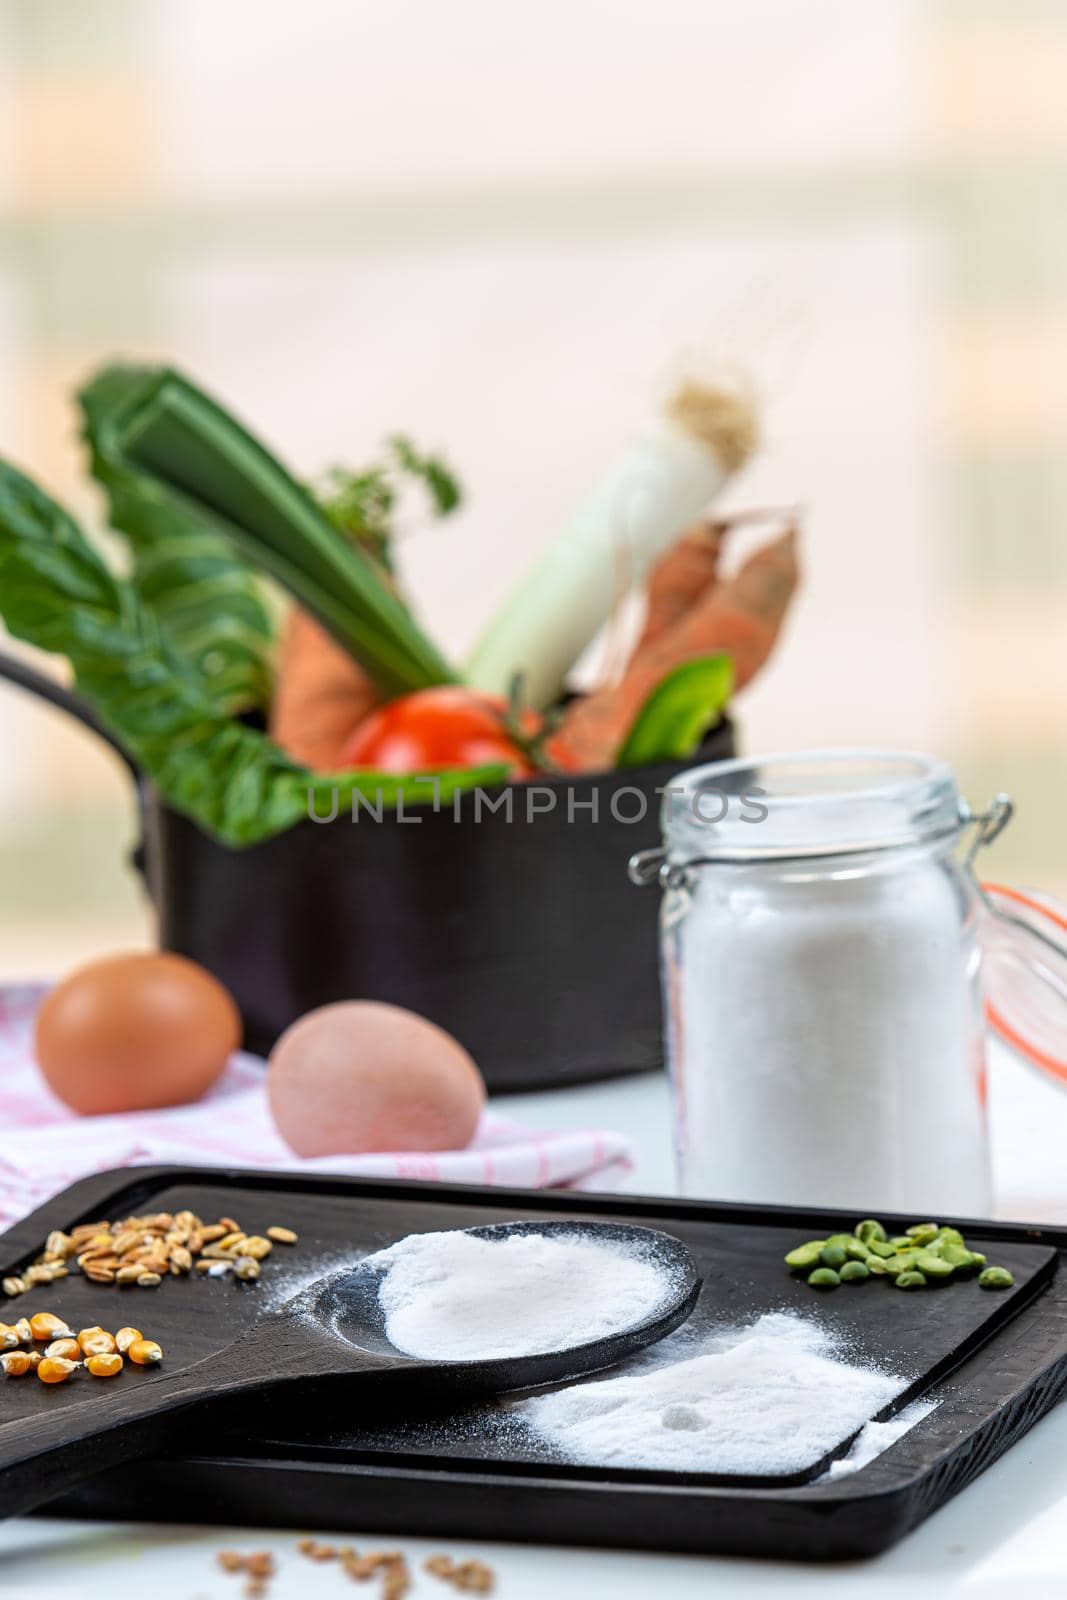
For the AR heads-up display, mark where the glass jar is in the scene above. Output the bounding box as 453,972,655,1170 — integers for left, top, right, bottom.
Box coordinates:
631,751,1015,1215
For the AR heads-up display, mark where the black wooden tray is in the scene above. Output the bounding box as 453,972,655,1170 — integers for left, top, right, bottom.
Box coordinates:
3,1166,1066,1561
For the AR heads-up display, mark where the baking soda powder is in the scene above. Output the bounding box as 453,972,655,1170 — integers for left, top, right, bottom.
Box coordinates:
371,1229,670,1360
519,1312,909,1476
659,754,992,1214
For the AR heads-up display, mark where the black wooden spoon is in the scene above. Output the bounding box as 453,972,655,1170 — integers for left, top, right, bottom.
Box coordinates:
0,1219,699,1518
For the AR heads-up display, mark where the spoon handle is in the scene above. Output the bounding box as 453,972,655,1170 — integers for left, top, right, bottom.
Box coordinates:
0,1365,219,1520
0,1319,407,1521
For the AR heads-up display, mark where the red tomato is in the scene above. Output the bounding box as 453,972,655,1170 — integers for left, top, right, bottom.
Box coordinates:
339,687,535,776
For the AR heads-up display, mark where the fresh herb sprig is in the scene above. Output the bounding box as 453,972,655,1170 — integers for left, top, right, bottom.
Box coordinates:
317,436,461,577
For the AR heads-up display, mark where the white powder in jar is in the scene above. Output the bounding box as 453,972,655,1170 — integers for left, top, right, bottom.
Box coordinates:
370,1228,670,1361
669,852,990,1213
519,1312,907,1476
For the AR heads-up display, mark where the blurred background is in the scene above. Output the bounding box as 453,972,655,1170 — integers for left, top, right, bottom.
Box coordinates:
0,0,1064,974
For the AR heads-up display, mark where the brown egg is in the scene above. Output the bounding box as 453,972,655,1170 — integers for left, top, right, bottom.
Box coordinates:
35,952,241,1116
268,1001,485,1157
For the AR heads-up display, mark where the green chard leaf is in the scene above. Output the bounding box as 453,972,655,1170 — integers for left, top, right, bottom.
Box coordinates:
103,366,456,697
79,364,275,716
615,655,734,769
0,459,503,847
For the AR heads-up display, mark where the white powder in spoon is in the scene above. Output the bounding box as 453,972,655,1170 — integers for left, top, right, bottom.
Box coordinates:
370,1229,671,1361
518,1312,906,1475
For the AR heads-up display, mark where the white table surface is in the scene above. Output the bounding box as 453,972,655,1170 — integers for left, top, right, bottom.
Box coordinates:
2,1042,1067,1598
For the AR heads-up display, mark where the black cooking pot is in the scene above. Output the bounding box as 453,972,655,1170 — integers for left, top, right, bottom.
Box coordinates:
0,651,733,1092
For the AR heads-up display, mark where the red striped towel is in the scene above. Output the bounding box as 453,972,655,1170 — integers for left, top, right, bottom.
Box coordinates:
0,985,633,1228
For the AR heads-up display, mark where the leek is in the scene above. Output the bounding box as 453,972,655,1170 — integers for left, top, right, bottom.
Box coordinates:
466,380,757,710
110,367,456,697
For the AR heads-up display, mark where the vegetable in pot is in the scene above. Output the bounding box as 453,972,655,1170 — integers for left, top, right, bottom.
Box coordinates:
270,608,381,774
317,435,460,575
465,379,757,710
79,363,275,717
271,436,462,770
339,686,542,779
0,459,505,847
554,516,799,772
615,656,733,769
97,365,456,697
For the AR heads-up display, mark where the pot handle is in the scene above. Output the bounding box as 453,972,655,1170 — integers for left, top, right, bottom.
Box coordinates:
0,647,140,780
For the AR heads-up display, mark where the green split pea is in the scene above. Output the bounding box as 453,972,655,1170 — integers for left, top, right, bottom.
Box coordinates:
784,1218,1015,1294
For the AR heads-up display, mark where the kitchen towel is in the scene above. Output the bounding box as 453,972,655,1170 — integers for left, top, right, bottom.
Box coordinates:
0,985,634,1228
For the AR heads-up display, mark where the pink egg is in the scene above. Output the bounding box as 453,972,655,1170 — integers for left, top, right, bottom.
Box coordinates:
267,1001,485,1157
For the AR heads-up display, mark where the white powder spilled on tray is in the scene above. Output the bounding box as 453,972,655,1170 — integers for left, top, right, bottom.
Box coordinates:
823,1397,936,1479
517,1311,906,1476
370,1229,671,1361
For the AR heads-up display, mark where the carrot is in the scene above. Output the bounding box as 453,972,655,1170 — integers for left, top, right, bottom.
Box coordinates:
637,507,799,649
268,606,379,771
552,520,800,772
637,518,725,648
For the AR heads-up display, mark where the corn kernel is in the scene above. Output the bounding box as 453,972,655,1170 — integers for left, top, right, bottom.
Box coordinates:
83,1334,118,1358
86,1353,124,1378
241,1237,273,1261
76,1325,112,1352
44,1338,80,1361
37,1356,78,1384
2,1277,24,1297
266,1226,298,1245
128,1338,163,1366
14,1318,32,1345
0,1324,18,1351
115,1327,142,1354
1,1351,34,1377
29,1312,71,1342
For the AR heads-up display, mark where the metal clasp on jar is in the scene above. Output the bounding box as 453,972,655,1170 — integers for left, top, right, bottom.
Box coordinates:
629,791,1016,893
627,847,691,891
959,793,1014,869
